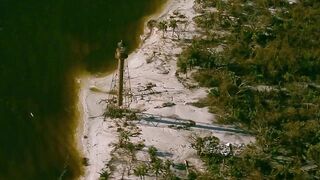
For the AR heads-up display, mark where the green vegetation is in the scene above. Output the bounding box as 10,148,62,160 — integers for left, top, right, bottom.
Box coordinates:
101,116,183,179
104,105,138,120
178,0,320,178
99,169,111,180
146,146,179,179
133,163,148,180
169,19,178,38
147,19,158,35
157,21,168,38
99,124,144,179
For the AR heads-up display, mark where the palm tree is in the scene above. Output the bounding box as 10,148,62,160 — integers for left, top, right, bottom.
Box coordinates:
148,146,158,162
157,21,168,38
151,158,163,179
147,19,157,35
133,164,148,180
169,19,178,38
162,160,174,179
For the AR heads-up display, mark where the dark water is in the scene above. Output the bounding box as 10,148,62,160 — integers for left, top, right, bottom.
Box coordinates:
0,0,165,179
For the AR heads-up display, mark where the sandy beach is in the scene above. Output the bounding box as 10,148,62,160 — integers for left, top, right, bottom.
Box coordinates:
77,0,255,179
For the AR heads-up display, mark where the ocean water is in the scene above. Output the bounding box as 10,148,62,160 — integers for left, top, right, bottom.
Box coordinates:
0,0,165,179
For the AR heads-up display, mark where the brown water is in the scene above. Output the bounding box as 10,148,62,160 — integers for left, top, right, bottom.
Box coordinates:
0,0,166,179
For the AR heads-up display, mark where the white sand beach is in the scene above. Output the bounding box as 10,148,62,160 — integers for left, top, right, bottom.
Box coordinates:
77,0,255,179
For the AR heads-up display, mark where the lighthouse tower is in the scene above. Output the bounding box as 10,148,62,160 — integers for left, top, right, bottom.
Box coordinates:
108,41,132,108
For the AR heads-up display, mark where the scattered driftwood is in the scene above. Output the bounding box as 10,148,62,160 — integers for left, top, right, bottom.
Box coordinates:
162,102,176,107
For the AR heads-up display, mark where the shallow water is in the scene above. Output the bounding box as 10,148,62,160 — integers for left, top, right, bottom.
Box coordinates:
0,0,165,179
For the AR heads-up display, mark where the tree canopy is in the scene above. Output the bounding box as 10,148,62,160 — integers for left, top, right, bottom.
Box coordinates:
178,0,320,178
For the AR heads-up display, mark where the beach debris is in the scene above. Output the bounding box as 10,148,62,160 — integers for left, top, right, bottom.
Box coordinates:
162,102,176,107
158,69,170,74
82,157,90,166
89,86,105,93
146,51,157,63
206,143,245,156
146,82,156,90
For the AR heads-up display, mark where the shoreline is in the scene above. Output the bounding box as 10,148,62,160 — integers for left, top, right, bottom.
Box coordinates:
76,1,175,179
77,0,255,179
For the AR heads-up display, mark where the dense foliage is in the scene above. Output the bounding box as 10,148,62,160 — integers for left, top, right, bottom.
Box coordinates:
178,0,320,178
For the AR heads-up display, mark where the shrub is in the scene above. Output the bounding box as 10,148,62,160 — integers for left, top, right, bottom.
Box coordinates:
133,163,148,180
182,0,320,178
99,169,111,180
148,146,158,162
104,105,126,119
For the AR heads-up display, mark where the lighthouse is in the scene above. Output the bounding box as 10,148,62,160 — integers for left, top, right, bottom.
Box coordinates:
115,40,128,107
